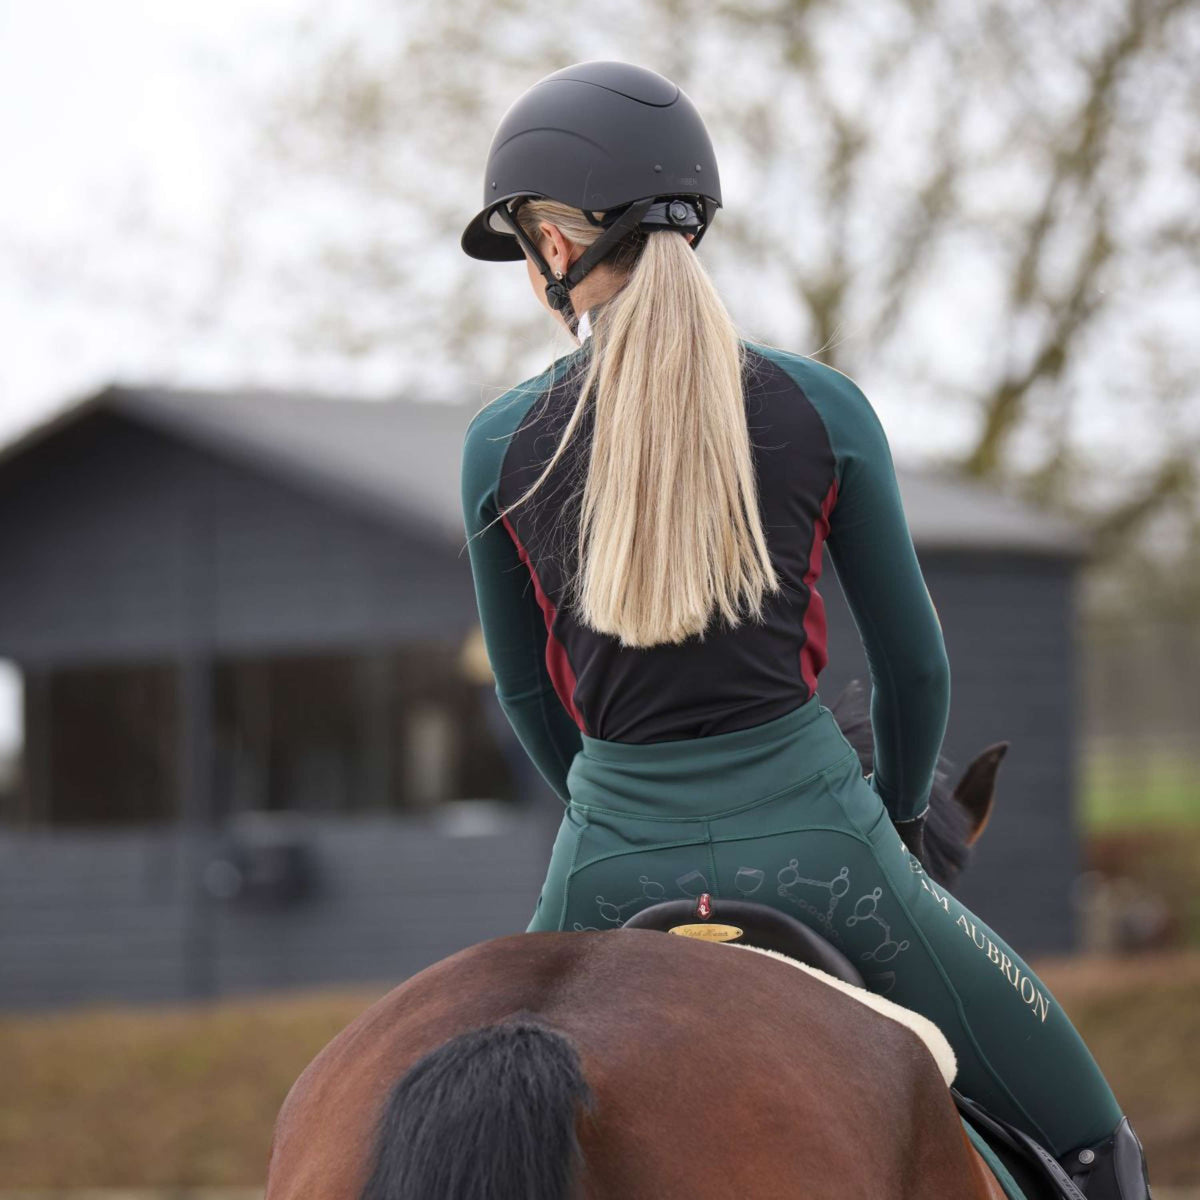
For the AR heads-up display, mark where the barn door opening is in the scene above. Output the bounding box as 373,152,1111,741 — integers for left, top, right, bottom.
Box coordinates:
15,661,178,827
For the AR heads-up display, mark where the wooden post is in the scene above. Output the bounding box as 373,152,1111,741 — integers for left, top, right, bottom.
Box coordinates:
358,650,393,811
17,666,52,827
231,658,271,814
178,487,218,1001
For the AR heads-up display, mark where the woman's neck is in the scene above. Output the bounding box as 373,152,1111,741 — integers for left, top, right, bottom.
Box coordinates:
568,263,624,316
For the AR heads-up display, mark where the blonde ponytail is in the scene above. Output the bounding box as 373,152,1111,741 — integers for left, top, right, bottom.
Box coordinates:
508,201,779,647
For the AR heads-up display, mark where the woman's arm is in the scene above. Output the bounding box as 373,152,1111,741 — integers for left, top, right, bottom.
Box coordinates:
760,349,951,823
828,416,950,822
820,373,950,823
461,395,583,803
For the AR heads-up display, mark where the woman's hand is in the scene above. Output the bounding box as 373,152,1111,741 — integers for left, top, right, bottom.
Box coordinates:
893,815,927,864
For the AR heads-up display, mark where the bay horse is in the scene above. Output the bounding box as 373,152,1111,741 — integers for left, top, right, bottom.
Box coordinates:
266,686,1013,1200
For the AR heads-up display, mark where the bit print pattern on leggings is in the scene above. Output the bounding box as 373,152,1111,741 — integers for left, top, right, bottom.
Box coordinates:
576,846,1051,1027
590,875,669,926
578,867,718,930
776,861,849,939
845,887,911,963
590,852,916,976
772,860,912,967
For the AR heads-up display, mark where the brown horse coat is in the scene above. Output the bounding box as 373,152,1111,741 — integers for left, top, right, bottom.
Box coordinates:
267,930,1004,1199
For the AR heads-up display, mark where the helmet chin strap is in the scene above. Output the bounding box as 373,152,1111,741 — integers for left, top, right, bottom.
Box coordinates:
495,198,656,339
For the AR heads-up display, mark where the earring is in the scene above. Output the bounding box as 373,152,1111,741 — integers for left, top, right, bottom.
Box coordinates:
554,269,564,280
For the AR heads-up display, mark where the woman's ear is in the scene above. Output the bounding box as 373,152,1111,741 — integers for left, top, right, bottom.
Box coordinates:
538,222,578,276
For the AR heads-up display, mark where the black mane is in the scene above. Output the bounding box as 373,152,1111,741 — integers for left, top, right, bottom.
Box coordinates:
829,679,972,887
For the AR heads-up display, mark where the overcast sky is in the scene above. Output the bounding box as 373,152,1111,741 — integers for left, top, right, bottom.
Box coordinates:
0,0,316,751
0,1,309,437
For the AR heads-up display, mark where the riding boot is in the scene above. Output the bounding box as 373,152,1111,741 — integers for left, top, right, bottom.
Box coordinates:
1059,1118,1151,1199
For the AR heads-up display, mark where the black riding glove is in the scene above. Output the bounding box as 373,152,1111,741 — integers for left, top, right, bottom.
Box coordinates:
893,815,927,864
866,771,928,864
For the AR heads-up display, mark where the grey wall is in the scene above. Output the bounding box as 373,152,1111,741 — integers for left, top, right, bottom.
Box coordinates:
0,813,557,1011
819,550,1080,954
0,410,477,664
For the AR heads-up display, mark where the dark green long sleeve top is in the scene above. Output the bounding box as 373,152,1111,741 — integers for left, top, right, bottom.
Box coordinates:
461,340,950,821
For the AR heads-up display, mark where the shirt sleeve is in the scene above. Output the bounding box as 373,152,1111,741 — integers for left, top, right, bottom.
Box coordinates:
790,359,950,822
461,400,583,804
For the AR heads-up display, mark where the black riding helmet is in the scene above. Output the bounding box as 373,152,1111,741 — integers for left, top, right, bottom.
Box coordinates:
461,61,722,334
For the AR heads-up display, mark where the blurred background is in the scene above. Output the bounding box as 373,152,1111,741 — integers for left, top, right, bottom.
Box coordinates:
0,0,1197,1193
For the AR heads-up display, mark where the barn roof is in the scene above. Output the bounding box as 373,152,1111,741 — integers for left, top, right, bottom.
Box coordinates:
0,382,1088,557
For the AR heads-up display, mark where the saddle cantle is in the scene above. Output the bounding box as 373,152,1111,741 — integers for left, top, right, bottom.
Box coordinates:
621,893,866,988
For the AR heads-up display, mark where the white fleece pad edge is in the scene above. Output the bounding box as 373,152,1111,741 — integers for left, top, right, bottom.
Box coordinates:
730,943,958,1086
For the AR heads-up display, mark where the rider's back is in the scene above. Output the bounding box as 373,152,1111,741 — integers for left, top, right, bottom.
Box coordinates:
462,341,949,821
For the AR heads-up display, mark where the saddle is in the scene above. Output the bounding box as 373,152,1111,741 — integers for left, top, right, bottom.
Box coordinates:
623,894,1067,1200
622,892,866,986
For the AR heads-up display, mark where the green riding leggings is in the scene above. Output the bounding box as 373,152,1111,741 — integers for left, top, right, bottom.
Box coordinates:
526,696,1123,1156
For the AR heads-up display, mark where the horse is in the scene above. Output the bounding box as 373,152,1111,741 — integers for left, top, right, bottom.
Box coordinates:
265,684,1013,1200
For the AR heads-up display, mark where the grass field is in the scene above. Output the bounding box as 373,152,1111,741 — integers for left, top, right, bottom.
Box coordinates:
1,953,1198,1191
1078,750,1200,945
1082,748,1200,830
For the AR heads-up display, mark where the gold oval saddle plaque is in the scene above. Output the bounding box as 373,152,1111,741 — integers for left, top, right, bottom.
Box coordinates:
668,923,743,942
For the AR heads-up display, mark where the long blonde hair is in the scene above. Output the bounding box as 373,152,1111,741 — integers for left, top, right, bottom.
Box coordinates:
506,199,778,647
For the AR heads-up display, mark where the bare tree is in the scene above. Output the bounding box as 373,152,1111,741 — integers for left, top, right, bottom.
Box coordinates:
255,0,1200,598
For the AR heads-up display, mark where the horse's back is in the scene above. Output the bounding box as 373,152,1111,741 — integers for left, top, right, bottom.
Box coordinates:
267,930,986,1199
267,932,595,1198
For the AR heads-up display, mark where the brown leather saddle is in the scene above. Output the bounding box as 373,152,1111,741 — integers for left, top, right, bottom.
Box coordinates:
622,892,866,988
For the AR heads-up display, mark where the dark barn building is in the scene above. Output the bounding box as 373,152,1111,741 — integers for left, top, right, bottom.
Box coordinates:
0,383,1085,1009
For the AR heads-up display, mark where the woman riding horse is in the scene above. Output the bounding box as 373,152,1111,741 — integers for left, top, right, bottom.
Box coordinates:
459,61,1149,1198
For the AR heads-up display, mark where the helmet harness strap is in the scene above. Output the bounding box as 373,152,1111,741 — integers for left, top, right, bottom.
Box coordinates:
495,197,660,338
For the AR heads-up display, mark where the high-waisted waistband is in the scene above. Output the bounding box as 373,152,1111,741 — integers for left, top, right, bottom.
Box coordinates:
568,695,858,820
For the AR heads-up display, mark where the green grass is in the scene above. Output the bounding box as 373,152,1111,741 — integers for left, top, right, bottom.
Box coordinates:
1081,748,1200,830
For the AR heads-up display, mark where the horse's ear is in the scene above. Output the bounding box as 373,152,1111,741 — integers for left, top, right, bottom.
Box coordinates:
953,742,1009,846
